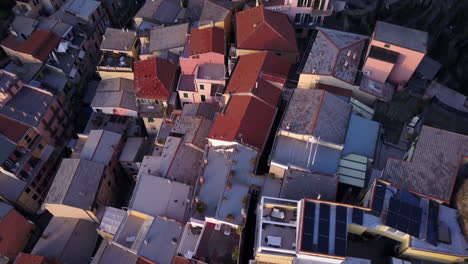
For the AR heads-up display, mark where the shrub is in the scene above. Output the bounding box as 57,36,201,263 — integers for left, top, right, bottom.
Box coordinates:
195,201,207,214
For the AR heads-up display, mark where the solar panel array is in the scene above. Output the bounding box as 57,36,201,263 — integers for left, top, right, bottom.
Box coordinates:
352,208,364,225
317,204,330,254
301,201,348,257
302,201,316,252
334,206,347,256
426,200,439,245
385,196,422,237
372,183,386,213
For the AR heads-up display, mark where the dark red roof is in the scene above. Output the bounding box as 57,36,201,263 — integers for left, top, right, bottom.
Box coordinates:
14,253,63,264
189,27,225,56
1,30,61,62
208,95,276,150
134,57,178,100
236,6,298,52
224,52,290,107
0,115,29,143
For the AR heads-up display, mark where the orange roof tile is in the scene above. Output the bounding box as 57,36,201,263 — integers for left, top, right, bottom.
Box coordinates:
14,253,63,264
0,115,29,143
0,210,35,261
224,52,290,107
236,6,297,52
1,30,61,62
208,95,276,150
134,57,178,100
189,27,225,56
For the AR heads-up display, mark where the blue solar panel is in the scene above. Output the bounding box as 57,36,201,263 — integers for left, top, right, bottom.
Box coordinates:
304,201,316,217
336,206,347,223
320,204,330,218
352,208,363,225
386,195,422,237
426,200,439,245
372,184,386,213
335,221,347,239
319,218,330,236
301,234,315,252
386,212,397,227
303,217,315,234
317,235,329,254
334,237,347,256
372,196,384,213
399,189,420,207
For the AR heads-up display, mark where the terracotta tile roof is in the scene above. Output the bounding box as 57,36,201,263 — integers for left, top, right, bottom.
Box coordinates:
189,27,225,56
0,210,35,261
134,57,178,100
208,95,276,150
136,257,157,264
224,52,290,107
1,30,61,62
0,115,29,143
236,6,297,52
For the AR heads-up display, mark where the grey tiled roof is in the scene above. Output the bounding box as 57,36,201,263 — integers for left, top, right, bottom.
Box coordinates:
149,23,188,52
280,89,351,145
0,86,54,127
280,169,338,201
199,0,241,26
382,126,468,202
91,78,137,111
45,158,105,210
302,28,368,84
100,28,137,52
374,21,428,53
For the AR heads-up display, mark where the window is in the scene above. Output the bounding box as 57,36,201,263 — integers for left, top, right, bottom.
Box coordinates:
297,0,311,7
183,93,188,98
25,187,31,194
38,144,44,150
200,95,206,102
384,44,391,48
107,180,111,187
24,134,33,143
148,117,154,123
199,84,205,90
32,194,38,200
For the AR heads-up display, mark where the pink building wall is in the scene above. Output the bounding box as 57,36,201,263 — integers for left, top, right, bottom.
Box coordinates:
362,57,395,84
365,39,425,85
180,52,225,75
179,81,222,105
262,0,332,22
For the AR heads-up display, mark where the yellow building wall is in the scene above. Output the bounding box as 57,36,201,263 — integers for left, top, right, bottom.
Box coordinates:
297,74,376,106
1,47,42,64
97,70,134,80
400,247,467,263
256,252,294,264
32,139,48,158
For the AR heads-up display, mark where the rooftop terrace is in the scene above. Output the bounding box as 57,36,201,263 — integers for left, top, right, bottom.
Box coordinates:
194,222,240,264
